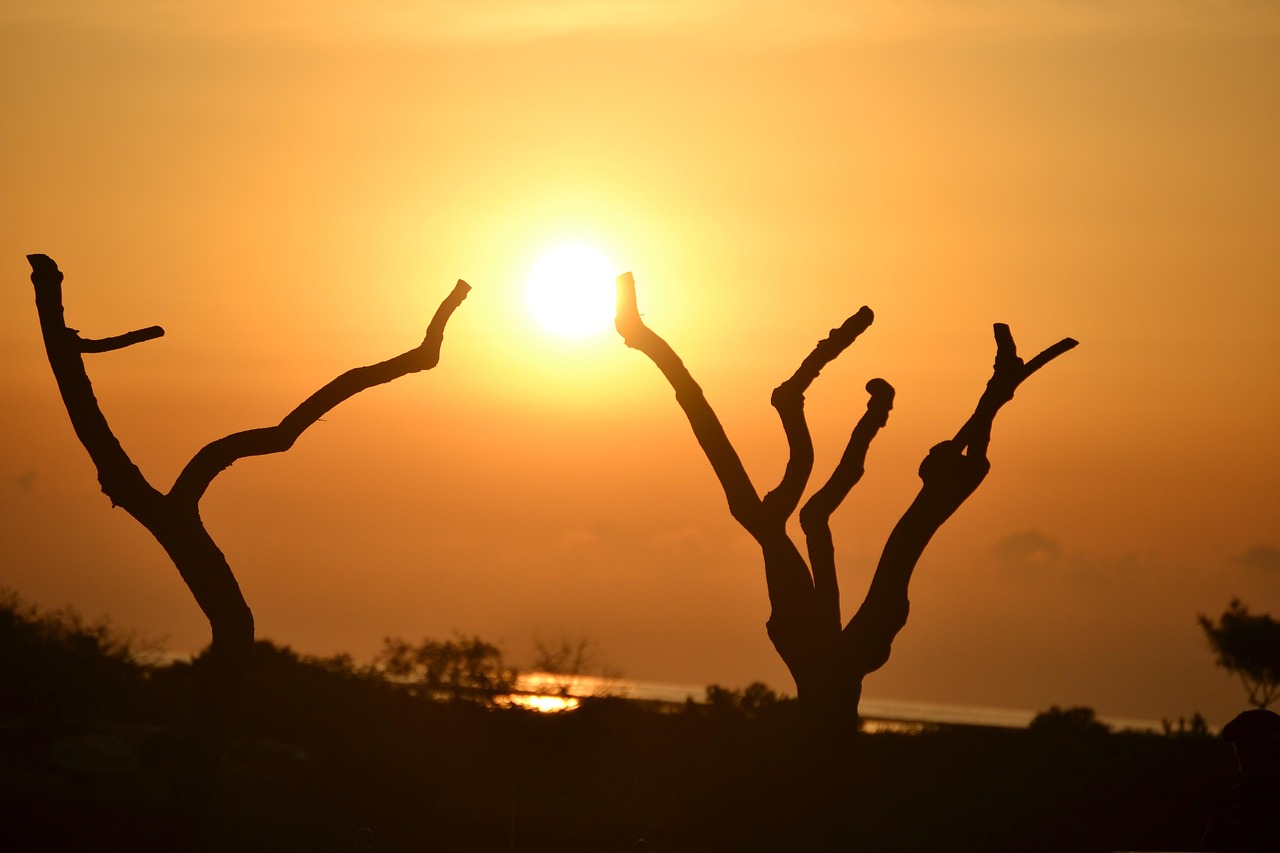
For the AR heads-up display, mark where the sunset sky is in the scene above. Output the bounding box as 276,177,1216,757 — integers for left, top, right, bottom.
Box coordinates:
2,1,1277,726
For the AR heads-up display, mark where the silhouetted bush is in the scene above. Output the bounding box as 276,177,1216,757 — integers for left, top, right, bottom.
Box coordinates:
1029,704,1112,736
373,633,517,702
0,595,1247,852
1162,712,1212,738
698,682,789,721
0,588,153,725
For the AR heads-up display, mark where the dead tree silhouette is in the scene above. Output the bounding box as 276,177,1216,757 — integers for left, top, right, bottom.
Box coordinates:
615,272,1076,731
26,253,469,838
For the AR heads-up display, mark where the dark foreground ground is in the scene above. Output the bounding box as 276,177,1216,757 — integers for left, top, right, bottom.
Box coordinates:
1,605,1238,852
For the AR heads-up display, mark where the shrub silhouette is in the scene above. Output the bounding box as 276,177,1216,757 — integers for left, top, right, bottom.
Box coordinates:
373,634,517,702
0,588,150,725
1029,705,1111,736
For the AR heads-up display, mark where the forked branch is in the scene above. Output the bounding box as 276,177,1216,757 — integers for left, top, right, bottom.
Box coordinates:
613,267,1077,723
953,324,1078,460
29,253,472,512
28,254,163,510
763,307,876,522
843,324,1078,674
800,379,895,622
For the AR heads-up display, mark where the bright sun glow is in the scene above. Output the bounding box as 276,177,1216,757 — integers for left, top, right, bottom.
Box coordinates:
525,243,617,337
502,693,581,713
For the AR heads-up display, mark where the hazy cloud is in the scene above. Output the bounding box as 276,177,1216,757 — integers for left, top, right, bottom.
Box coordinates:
555,527,604,551
650,527,707,555
992,530,1061,568
9,470,37,494
1233,545,1280,573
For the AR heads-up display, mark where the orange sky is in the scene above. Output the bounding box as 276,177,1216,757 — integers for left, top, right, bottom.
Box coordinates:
2,1,1278,725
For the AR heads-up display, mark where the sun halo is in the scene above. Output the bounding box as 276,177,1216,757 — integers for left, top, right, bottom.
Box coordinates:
524,243,618,338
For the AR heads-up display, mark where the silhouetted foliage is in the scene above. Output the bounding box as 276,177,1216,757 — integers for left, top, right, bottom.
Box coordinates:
1029,705,1112,736
0,588,152,724
1199,599,1280,709
373,634,517,701
0,594,1244,853
613,271,1076,730
528,635,622,699
532,637,598,677
1163,713,1212,738
532,635,596,683
702,682,786,720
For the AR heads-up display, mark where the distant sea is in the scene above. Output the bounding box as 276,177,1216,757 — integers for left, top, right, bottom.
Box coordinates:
521,673,1167,733
156,657,1166,732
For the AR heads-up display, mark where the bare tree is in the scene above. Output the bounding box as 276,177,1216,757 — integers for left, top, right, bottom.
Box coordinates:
615,272,1075,730
531,635,620,697
26,254,469,835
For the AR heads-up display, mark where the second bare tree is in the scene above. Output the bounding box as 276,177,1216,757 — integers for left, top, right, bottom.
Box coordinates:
615,272,1076,731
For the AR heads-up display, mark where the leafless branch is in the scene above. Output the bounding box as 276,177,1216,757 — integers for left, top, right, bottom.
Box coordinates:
763,307,875,521
842,325,1078,674
28,254,163,511
615,272,763,533
953,324,1079,459
170,279,471,503
77,326,166,352
800,379,895,622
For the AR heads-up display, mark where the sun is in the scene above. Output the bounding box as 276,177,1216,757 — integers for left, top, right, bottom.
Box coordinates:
525,243,618,337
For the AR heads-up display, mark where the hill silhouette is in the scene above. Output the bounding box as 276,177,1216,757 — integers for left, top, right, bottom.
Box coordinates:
0,590,1244,852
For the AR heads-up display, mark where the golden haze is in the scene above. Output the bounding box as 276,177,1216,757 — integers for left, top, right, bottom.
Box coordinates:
0,1,1277,725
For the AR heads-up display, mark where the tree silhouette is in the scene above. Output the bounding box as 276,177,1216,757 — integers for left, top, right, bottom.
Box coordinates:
26,254,469,837
1199,599,1280,709
614,272,1075,730
530,635,614,696
1028,705,1111,736
374,633,518,701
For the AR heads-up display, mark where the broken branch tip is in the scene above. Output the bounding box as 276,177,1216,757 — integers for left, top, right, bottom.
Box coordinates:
27,254,61,279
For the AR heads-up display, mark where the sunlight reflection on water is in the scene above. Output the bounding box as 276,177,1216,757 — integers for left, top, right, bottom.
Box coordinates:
498,672,698,713
502,693,580,713
505,673,1165,732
